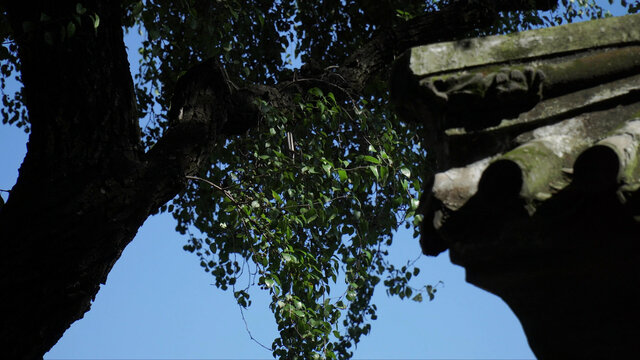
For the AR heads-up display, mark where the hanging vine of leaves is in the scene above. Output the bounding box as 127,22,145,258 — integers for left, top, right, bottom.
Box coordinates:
170,87,427,358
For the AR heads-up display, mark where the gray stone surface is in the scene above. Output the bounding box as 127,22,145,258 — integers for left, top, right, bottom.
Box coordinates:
392,13,640,359
408,13,640,76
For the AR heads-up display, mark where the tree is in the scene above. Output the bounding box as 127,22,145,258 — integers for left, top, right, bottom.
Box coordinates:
0,0,635,358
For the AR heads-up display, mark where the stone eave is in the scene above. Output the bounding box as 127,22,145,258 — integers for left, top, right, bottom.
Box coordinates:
407,13,640,77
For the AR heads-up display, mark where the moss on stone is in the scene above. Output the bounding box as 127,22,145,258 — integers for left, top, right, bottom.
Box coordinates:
501,141,563,199
540,46,640,93
408,13,640,76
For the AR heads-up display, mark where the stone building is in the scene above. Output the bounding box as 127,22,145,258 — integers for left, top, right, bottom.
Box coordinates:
392,14,640,358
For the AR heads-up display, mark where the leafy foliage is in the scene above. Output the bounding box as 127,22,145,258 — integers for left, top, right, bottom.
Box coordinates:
1,0,636,358
0,9,26,130
173,89,425,358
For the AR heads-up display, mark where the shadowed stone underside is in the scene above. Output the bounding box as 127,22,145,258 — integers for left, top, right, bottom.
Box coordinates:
392,14,640,358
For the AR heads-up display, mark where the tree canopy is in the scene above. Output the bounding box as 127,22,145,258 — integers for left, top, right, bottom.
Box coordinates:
1,0,637,359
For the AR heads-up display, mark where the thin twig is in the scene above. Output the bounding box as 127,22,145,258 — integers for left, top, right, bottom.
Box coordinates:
281,77,355,102
188,175,276,241
186,175,238,204
237,295,272,351
193,178,271,351
282,194,351,208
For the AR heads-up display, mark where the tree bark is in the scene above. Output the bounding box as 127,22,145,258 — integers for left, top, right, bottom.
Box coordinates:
0,2,233,358
0,1,557,358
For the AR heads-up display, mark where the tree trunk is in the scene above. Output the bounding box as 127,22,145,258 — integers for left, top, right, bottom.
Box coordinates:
0,2,230,358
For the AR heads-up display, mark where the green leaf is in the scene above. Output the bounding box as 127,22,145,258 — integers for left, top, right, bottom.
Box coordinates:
66,22,76,38
379,166,388,182
271,190,282,204
282,253,298,263
338,169,348,182
76,3,86,14
308,87,323,97
258,13,265,27
401,179,409,191
400,167,411,178
410,197,420,210
426,285,436,301
90,13,100,29
362,155,380,164
322,163,331,176
306,214,317,224
369,166,379,180
264,278,275,288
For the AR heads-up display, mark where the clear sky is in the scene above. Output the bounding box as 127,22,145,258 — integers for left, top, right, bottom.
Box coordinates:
0,89,534,360
0,2,628,359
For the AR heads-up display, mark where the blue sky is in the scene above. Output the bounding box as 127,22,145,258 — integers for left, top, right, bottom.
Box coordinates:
0,100,534,360
0,2,628,359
